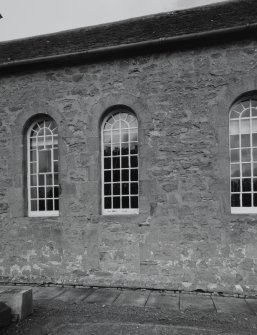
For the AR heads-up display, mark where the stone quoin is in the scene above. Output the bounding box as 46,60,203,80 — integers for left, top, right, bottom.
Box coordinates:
1,0,257,294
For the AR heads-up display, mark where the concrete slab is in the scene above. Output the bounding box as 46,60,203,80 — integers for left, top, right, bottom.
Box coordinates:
145,291,179,311
114,289,150,307
0,286,32,320
85,288,120,305
55,288,95,303
213,296,253,315
33,287,65,300
180,294,215,313
0,302,11,328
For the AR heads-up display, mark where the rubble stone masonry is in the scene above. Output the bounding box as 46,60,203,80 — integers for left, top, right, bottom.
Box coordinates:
1,2,257,294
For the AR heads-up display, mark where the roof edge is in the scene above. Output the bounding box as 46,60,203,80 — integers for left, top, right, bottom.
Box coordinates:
1,21,256,71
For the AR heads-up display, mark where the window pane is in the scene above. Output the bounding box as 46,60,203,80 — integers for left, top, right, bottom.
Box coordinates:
242,193,251,207
105,197,111,209
230,149,240,163
46,187,53,198
231,194,240,207
131,169,138,181
113,184,120,195
39,150,52,173
241,134,250,147
242,178,251,192
241,119,250,133
121,143,129,155
39,174,45,186
104,184,111,196
112,131,120,143
252,119,257,133
254,163,257,176
122,170,129,181
31,188,37,199
38,187,45,198
121,130,129,142
54,174,58,185
30,163,37,174
122,157,129,168
37,136,44,148
113,157,120,169
104,158,111,169
253,107,257,117
122,183,129,195
241,149,251,162
54,187,59,198
230,120,239,135
104,145,111,156
130,143,138,155
131,196,138,208
113,170,120,182
30,175,37,186
54,161,58,172
31,200,37,211
130,130,138,142
30,137,37,148
104,171,111,182
103,131,111,143
253,148,257,161
253,134,257,147
53,149,58,160
113,197,120,209
122,197,129,208
30,150,37,162
112,146,120,156
254,179,257,191
242,163,251,177
47,200,53,211
231,164,240,177
45,174,51,186
231,179,240,192
131,156,138,168
230,135,239,148
241,109,250,117
54,199,59,211
131,183,138,194
39,200,45,211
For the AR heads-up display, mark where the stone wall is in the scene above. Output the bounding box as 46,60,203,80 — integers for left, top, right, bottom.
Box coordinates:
1,38,257,294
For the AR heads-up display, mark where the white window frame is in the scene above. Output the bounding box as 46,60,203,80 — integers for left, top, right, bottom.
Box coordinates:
101,109,139,215
230,98,257,214
27,118,59,217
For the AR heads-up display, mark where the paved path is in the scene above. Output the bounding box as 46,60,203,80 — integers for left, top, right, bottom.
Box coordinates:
32,285,257,315
3,285,257,334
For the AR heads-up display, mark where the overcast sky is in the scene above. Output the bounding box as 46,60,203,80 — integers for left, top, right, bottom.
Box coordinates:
0,0,228,42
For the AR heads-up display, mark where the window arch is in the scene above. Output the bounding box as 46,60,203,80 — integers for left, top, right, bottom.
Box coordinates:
101,108,139,215
27,117,59,217
230,97,257,213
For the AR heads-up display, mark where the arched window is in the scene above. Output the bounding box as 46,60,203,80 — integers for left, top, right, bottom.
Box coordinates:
27,117,59,217
230,97,257,213
101,109,139,215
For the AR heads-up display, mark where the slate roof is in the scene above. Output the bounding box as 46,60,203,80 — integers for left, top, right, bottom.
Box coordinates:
0,0,257,68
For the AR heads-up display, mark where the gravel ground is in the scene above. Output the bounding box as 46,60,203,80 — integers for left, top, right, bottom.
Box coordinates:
1,299,257,335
